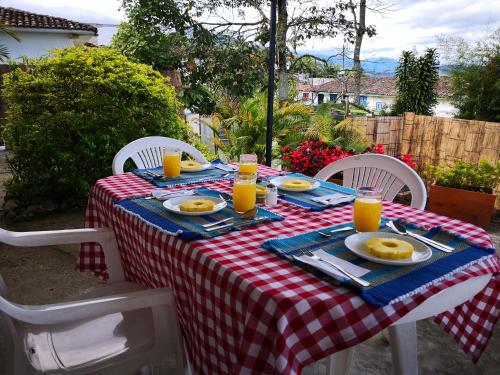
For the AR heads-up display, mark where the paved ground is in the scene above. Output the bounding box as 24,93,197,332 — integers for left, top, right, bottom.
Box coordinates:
0,160,498,374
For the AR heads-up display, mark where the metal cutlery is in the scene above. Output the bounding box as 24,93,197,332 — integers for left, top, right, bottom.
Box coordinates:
317,226,354,237
205,216,265,232
386,221,454,253
203,207,258,230
203,217,235,228
299,250,371,287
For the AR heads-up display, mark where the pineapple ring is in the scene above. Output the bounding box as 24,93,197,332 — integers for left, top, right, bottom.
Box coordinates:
179,199,215,212
365,237,414,260
181,160,202,170
256,185,268,196
281,179,312,189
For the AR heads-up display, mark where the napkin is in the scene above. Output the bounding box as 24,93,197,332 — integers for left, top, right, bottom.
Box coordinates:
151,189,195,200
310,193,355,205
293,249,369,281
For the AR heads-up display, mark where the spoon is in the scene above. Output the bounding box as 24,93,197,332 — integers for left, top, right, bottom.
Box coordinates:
386,221,454,253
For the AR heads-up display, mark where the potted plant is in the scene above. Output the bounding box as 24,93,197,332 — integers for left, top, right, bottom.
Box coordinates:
425,160,500,229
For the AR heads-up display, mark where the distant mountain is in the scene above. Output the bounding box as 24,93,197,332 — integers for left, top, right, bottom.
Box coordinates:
297,52,451,77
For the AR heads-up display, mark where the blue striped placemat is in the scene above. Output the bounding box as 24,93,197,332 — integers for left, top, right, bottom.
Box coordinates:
262,219,495,306
272,173,356,210
132,160,234,188
115,188,284,240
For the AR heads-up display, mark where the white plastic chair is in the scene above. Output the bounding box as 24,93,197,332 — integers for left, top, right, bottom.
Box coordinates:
0,227,189,375
112,136,208,175
314,154,427,210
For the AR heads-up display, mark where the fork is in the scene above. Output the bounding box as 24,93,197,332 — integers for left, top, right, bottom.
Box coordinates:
301,250,371,287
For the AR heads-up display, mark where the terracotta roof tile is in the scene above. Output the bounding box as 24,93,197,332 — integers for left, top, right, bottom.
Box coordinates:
313,76,451,97
0,7,97,34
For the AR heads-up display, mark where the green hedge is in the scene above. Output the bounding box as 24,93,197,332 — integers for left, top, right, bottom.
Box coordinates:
2,46,184,208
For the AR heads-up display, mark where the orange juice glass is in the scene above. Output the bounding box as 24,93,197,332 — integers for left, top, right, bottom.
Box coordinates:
163,150,181,177
233,172,257,213
353,187,382,232
239,154,258,175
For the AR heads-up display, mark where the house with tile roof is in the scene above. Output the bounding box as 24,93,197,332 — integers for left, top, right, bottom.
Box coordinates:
297,76,458,117
0,7,98,61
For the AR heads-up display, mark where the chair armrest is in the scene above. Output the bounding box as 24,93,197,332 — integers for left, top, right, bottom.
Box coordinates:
0,227,112,247
0,287,175,325
0,227,125,282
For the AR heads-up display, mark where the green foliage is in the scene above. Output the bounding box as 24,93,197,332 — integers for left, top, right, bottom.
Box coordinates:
0,22,20,62
290,55,338,77
425,160,500,194
329,117,370,153
392,49,440,116
210,93,318,163
437,28,499,121
113,1,268,113
450,54,500,121
3,46,183,207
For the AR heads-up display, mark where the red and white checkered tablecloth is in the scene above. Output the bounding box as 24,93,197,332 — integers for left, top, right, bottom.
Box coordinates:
79,165,500,375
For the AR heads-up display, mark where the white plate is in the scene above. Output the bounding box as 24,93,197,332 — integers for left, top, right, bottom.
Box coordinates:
180,162,212,173
344,232,432,266
162,195,227,216
270,176,320,192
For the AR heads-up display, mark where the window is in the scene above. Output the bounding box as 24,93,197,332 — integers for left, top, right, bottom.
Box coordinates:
317,93,324,104
302,92,309,100
359,95,368,105
329,93,337,102
376,102,384,110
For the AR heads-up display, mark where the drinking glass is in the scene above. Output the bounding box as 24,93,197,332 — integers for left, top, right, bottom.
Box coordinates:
233,172,257,213
353,187,382,232
162,150,181,178
239,154,258,175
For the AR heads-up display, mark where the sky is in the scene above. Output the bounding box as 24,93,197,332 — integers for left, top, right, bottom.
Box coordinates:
3,0,500,59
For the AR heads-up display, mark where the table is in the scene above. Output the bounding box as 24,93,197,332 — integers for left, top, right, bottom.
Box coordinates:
79,165,499,375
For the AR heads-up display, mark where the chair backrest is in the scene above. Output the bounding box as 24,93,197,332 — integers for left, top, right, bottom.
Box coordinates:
314,154,427,209
112,136,208,175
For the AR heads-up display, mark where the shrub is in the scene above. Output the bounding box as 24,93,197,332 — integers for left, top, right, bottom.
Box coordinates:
424,160,500,194
3,46,184,208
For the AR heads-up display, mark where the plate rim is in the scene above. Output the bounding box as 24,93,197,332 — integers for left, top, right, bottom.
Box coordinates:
344,231,432,266
270,175,320,192
162,195,227,216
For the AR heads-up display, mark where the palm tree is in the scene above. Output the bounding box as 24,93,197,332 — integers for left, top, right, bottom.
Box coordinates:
0,22,20,62
210,93,319,163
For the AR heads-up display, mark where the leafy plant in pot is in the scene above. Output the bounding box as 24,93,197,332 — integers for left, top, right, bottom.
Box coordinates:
424,160,500,229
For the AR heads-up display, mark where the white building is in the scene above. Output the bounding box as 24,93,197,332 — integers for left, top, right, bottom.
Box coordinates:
297,76,458,117
0,6,98,61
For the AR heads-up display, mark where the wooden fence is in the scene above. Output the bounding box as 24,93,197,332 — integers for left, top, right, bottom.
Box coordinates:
354,113,500,207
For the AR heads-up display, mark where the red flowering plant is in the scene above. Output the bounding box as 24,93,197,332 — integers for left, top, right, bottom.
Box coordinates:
282,140,353,176
367,143,417,169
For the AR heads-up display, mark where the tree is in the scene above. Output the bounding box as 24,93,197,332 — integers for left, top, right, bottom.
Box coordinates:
392,49,439,116
113,1,268,113
196,0,357,102
437,28,500,121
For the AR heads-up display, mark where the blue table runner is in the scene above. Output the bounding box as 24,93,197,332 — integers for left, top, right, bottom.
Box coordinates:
273,173,356,210
262,220,495,306
115,188,284,240
132,160,234,188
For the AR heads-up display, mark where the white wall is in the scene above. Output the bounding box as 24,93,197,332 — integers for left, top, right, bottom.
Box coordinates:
1,31,93,61
433,99,458,118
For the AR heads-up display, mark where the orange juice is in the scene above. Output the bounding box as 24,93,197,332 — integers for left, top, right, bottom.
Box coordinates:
239,163,258,175
233,181,256,212
163,152,181,177
353,198,382,232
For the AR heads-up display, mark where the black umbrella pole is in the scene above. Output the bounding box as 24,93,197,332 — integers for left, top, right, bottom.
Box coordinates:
265,0,277,167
